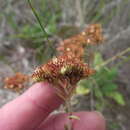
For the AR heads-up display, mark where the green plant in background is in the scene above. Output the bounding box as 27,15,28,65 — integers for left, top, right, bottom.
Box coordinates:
76,52,125,111
23,0,60,63
17,0,60,41
6,0,61,63
109,121,121,130
17,12,58,42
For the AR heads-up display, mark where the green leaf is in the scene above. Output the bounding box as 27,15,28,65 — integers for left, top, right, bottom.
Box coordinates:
108,92,125,106
93,52,104,67
94,88,103,98
105,68,118,80
68,115,80,120
101,83,118,93
95,102,104,111
78,79,93,89
76,86,90,95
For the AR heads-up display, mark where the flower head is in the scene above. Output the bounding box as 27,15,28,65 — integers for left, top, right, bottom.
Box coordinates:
57,24,103,60
32,55,95,99
4,72,29,92
32,24,103,99
83,24,103,45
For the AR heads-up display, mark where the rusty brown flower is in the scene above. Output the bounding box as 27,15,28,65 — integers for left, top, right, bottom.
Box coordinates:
32,24,103,100
32,55,95,99
4,72,29,92
83,24,103,45
57,24,103,60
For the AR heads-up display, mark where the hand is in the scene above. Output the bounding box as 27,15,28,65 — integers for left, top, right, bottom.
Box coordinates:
0,82,106,130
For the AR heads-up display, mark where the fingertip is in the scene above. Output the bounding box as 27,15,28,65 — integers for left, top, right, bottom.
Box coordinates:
23,82,63,111
38,111,106,130
76,111,106,130
0,82,63,130
92,111,105,122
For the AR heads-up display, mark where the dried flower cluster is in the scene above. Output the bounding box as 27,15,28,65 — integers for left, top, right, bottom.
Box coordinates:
32,24,103,100
57,24,103,59
4,72,29,92
32,55,95,84
32,55,95,99
83,24,103,44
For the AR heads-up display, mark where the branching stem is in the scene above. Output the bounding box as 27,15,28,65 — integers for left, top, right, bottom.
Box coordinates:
95,47,130,70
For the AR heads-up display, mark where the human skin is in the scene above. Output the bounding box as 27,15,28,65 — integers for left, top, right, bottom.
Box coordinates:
0,82,106,130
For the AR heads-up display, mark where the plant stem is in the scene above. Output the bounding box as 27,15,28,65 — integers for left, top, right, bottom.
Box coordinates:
27,0,55,60
64,100,73,130
27,0,50,43
95,47,130,70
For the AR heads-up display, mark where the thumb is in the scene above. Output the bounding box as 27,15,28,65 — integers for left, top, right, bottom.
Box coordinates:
0,82,63,130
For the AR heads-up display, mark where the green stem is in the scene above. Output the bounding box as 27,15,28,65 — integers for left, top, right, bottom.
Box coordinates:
95,48,130,70
27,0,50,43
64,100,73,130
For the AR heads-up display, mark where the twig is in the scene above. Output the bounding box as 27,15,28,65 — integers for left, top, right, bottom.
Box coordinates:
64,99,73,130
90,77,105,112
107,26,130,46
90,84,94,110
95,47,130,70
101,0,122,15
75,0,84,25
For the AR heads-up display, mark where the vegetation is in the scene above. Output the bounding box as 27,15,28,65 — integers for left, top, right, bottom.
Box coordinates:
0,0,130,130
77,52,125,111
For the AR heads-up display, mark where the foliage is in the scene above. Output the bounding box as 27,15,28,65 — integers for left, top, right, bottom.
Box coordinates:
77,52,125,111
108,121,121,130
17,0,61,42
6,0,61,63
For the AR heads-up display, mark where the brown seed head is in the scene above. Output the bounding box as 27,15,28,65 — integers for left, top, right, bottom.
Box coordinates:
4,72,29,92
57,24,103,60
32,55,95,86
83,24,104,45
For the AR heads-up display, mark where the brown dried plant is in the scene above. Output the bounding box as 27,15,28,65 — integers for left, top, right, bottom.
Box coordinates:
32,55,95,100
57,24,103,59
2,22,103,130
2,1,103,129
2,2,105,129
83,24,103,45
32,24,103,101
32,24,103,130
4,72,29,93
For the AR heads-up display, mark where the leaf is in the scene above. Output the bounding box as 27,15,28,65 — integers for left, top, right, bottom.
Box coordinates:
68,115,80,120
94,88,103,98
95,102,104,111
93,52,104,67
101,83,118,93
105,68,118,80
78,79,93,89
95,67,118,87
108,92,125,106
76,86,90,95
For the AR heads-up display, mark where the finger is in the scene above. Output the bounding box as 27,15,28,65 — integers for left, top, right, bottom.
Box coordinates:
0,82,63,130
38,111,106,130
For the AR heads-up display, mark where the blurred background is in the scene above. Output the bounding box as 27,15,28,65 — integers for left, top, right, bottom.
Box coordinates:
0,0,130,130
